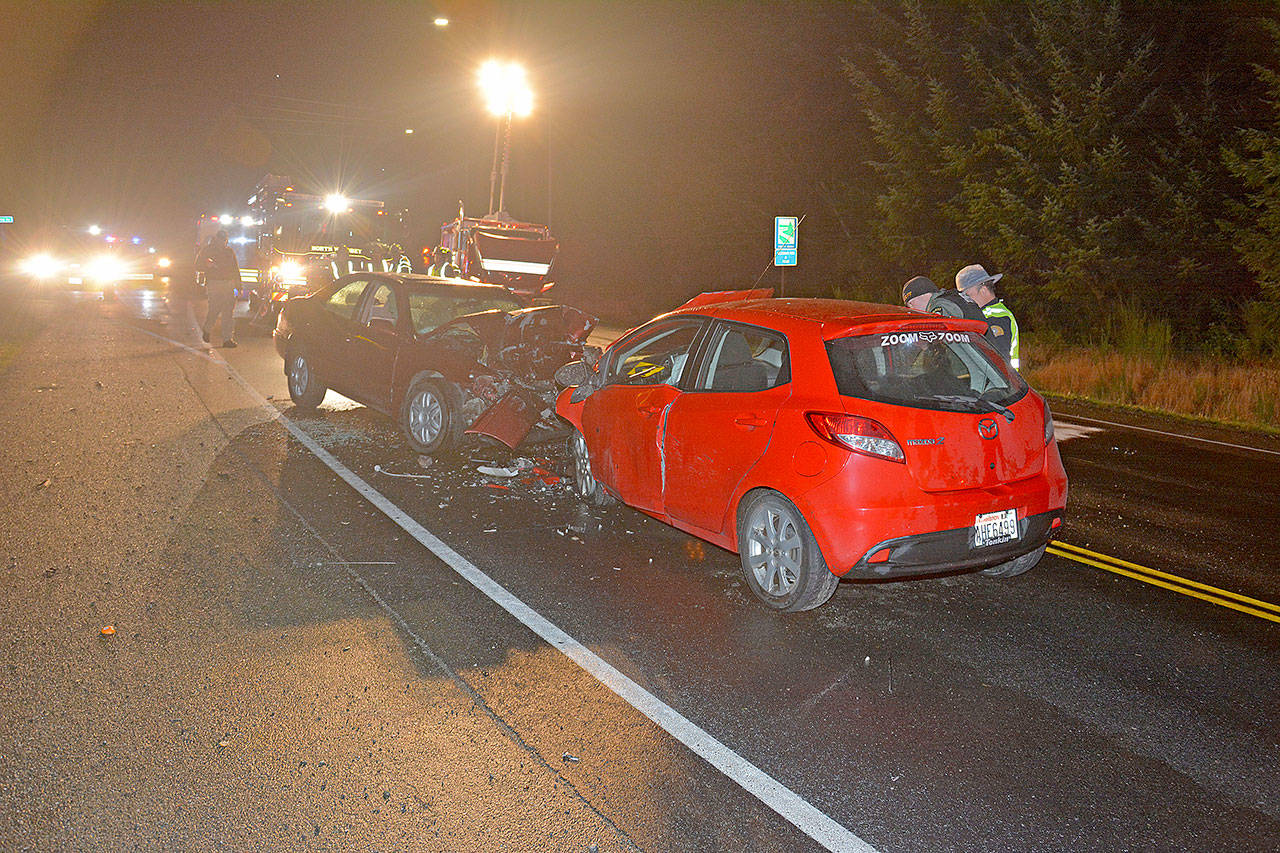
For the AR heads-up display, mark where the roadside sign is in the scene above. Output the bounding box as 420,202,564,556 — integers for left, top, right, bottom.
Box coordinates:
0,216,13,224
774,216,797,266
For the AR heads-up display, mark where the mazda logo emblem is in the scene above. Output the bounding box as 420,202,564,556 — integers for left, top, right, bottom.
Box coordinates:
977,417,999,440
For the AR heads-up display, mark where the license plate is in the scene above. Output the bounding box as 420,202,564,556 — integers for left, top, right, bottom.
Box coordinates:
973,509,1019,548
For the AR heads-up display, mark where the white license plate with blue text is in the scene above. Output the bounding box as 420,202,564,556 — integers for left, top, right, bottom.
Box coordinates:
973,509,1019,548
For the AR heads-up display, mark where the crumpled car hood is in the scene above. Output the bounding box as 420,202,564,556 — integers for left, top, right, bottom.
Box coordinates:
431,303,596,449
458,304,596,381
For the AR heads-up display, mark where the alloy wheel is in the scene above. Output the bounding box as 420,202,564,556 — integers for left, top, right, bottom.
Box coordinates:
570,431,596,498
288,355,309,397
744,503,803,597
407,388,443,445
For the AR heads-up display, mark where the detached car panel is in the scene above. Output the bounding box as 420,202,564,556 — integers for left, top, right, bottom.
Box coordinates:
274,272,594,453
555,292,1068,612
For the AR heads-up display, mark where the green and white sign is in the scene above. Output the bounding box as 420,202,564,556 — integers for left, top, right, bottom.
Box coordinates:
774,216,797,266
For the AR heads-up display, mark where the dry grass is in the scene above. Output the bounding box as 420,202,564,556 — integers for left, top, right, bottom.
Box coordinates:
1024,341,1280,432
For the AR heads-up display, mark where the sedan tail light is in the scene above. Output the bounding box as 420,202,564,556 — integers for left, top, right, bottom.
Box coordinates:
805,412,905,463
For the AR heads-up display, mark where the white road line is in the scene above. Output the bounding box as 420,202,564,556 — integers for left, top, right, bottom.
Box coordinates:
1053,421,1103,443
148,329,879,853
1056,414,1280,457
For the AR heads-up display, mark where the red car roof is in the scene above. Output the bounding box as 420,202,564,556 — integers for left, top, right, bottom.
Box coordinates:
666,296,986,340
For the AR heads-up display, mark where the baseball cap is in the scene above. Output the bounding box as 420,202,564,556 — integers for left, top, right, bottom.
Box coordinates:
956,263,1002,291
901,275,939,303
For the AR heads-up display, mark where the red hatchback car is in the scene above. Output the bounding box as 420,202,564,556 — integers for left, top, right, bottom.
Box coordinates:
555,291,1068,611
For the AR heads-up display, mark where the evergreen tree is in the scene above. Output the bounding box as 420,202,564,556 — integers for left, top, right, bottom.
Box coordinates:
1224,30,1280,303
946,0,1159,333
845,1,974,284
1223,20,1280,356
851,0,1263,345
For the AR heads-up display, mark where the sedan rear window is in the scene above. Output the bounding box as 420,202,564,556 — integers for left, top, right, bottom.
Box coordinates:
826,329,1026,412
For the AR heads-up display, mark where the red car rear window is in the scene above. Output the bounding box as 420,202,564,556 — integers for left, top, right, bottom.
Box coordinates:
825,330,1027,412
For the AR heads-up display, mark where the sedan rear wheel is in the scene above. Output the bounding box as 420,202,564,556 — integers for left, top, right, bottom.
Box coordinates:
568,429,613,506
400,378,460,455
737,491,838,612
287,350,327,410
980,544,1046,578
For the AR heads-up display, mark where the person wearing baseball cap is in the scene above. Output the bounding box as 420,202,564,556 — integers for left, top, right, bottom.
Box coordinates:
956,263,1019,369
902,274,989,325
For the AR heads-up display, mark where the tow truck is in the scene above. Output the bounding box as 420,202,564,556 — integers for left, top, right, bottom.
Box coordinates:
431,204,559,299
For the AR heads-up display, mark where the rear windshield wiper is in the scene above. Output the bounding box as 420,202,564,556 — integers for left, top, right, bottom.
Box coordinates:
926,393,1015,422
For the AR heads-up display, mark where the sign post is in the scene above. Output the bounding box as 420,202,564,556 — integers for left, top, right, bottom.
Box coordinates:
774,215,797,297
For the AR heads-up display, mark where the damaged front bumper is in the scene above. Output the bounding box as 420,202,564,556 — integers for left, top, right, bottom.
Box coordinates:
456,304,596,448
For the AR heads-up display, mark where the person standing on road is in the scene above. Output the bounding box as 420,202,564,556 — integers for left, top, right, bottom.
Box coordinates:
902,275,988,324
955,263,1019,368
198,230,239,348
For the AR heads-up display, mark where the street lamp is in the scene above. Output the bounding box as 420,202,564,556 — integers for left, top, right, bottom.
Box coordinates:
324,193,351,214
478,60,533,215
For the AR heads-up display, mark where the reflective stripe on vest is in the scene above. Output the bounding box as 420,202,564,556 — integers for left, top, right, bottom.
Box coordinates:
982,300,1019,367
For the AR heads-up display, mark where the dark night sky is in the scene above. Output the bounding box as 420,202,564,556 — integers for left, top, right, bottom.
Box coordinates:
1,1,865,318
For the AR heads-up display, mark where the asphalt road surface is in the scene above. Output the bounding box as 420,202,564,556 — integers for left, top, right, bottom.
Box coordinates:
1,288,1276,852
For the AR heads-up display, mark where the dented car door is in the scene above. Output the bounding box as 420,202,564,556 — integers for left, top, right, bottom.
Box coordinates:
662,322,792,535
579,320,704,515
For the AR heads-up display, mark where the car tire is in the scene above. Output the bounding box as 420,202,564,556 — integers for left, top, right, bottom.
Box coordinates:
568,428,613,506
737,490,838,612
400,377,461,455
980,544,1047,578
286,349,327,410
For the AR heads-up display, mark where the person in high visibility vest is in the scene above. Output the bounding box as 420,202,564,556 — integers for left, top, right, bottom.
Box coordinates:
955,263,1020,369
428,247,460,278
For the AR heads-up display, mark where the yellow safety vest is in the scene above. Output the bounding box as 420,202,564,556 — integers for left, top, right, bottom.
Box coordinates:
982,300,1020,369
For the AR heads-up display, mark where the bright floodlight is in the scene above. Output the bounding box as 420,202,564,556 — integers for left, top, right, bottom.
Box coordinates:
87,224,101,236
218,214,233,226
324,193,351,214
479,60,533,117
434,17,449,27
240,215,255,227
157,256,172,268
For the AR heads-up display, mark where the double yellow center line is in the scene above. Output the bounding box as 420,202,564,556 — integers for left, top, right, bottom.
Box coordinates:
1047,541,1280,624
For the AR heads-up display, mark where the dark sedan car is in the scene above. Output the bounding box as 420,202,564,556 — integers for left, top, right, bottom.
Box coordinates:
273,273,594,453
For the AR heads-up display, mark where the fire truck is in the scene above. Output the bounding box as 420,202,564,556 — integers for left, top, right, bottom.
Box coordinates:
431,204,559,298
196,175,412,323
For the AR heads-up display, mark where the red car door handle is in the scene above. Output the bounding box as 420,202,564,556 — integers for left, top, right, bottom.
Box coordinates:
734,414,770,429
639,405,663,416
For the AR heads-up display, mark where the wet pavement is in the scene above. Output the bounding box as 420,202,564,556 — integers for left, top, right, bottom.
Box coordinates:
1,288,1277,851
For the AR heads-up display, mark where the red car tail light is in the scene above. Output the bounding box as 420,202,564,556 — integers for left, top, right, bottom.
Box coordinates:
805,412,905,463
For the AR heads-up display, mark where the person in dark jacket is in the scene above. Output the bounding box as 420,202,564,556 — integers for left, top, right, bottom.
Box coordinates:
198,230,240,348
902,275,988,324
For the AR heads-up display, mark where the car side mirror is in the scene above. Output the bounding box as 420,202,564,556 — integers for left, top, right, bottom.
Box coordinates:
369,317,396,334
554,359,592,388
556,355,605,404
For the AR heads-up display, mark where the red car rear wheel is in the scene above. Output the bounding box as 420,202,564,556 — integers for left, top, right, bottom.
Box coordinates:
737,491,838,612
